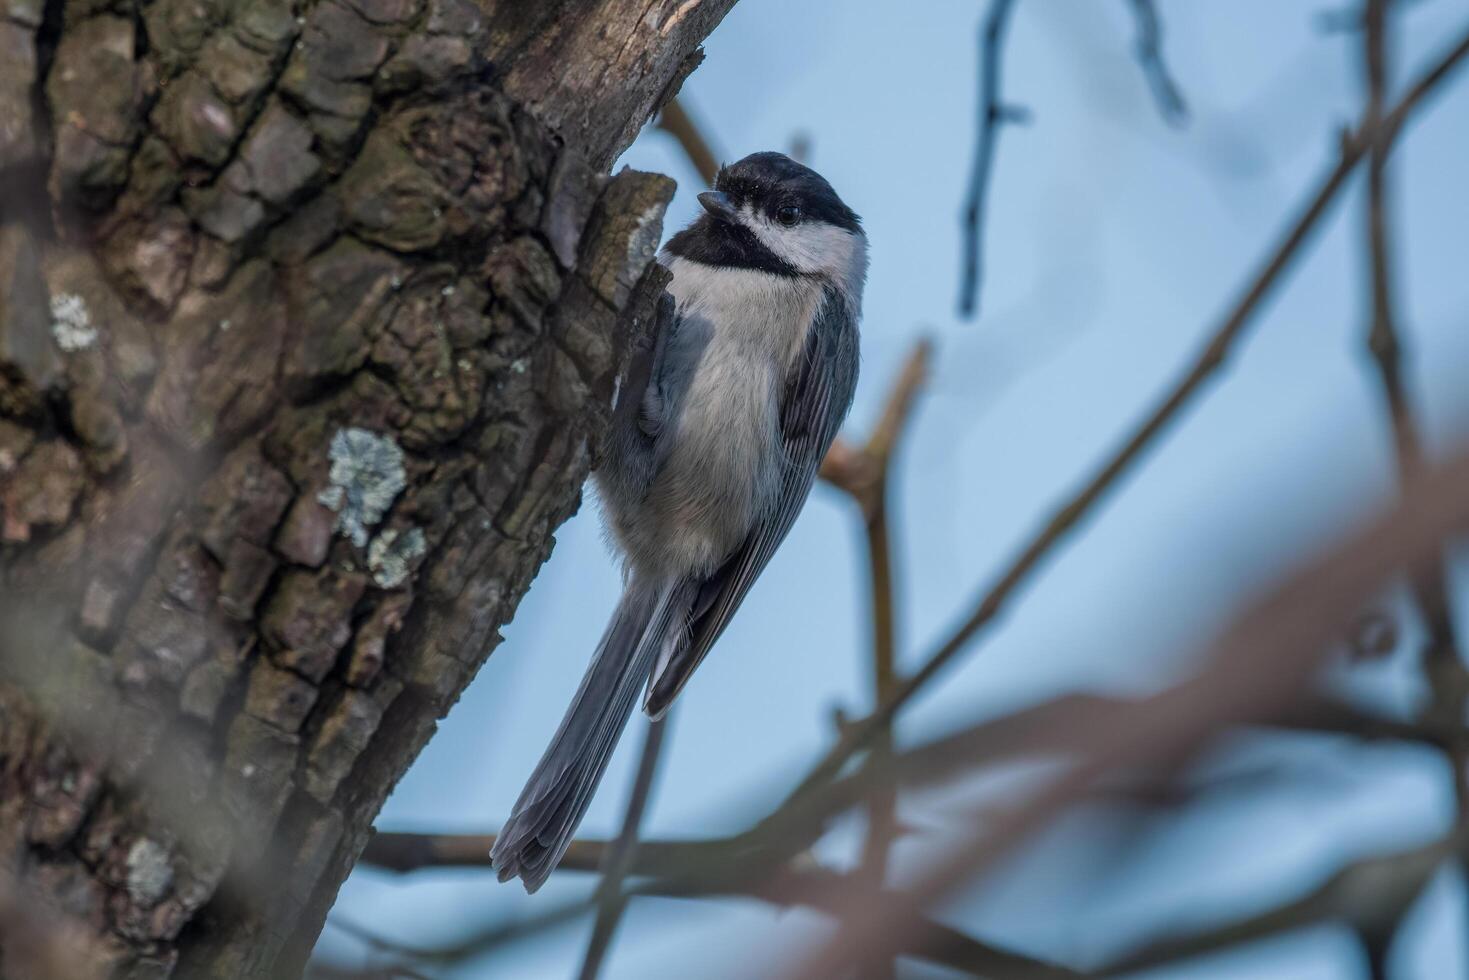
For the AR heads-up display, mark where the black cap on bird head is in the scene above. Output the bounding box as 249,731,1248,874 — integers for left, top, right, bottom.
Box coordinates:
666,152,864,278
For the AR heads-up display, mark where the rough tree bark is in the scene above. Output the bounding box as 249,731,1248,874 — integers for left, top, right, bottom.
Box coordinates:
0,1,734,977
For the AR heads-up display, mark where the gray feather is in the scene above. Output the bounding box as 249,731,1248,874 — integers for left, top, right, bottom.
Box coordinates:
490,578,692,892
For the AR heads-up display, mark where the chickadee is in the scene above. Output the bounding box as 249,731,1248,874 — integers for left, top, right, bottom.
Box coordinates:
492,152,867,892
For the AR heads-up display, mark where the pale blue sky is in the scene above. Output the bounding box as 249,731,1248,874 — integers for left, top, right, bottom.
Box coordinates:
317,2,1469,976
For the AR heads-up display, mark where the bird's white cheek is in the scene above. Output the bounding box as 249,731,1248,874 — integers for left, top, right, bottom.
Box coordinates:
788,223,865,282
741,209,863,280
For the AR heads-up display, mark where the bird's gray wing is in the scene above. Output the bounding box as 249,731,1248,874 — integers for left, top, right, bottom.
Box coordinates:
644,285,860,718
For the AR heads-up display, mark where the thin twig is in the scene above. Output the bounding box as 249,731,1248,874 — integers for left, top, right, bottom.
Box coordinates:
577,712,674,980
1124,0,1190,124
362,685,1467,905
771,19,1469,834
958,0,1023,319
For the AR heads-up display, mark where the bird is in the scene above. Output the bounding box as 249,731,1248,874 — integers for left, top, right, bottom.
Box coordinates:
491,151,867,892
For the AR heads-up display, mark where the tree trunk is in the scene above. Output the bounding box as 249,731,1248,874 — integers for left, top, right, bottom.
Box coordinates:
0,1,733,976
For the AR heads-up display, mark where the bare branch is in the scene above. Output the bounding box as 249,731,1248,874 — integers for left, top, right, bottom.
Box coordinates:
957,0,1023,319
1364,8,1411,457
657,98,722,185
735,688,1462,886
1278,693,1464,749
1124,0,1190,124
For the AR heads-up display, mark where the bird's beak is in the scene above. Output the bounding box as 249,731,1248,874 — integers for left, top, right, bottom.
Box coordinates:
697,191,738,223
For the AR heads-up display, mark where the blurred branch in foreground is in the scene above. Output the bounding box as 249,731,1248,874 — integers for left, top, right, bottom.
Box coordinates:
788,439,1469,976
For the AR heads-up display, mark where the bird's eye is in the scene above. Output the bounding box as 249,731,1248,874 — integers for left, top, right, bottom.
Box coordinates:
775,204,802,227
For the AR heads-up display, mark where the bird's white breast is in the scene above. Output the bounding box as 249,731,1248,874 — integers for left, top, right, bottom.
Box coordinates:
643,256,824,574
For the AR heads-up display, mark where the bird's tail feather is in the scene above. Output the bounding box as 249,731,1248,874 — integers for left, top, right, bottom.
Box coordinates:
491,578,687,892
